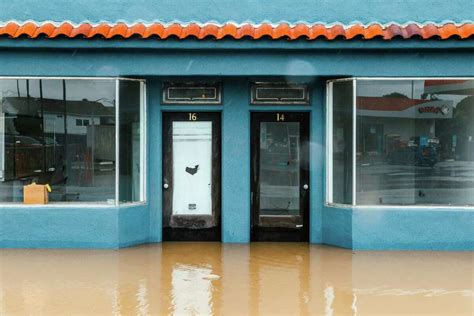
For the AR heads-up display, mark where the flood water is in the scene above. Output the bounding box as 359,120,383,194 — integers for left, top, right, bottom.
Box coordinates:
0,243,473,315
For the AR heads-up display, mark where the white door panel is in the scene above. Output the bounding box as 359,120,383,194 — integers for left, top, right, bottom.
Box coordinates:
172,121,212,215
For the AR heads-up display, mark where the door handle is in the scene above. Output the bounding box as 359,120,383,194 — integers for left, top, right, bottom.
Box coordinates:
163,183,169,189
303,184,309,190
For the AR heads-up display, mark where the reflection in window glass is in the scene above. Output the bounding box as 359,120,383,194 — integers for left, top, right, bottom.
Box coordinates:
119,81,143,203
332,81,353,204
259,122,300,216
0,79,116,203
356,79,474,205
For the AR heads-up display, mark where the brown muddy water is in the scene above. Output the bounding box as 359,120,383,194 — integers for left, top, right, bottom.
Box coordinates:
0,243,473,316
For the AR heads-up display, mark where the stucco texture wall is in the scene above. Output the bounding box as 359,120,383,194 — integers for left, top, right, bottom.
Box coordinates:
0,0,472,250
1,0,472,24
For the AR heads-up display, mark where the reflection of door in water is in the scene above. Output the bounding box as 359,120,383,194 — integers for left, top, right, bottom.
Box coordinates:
162,112,221,241
251,112,309,242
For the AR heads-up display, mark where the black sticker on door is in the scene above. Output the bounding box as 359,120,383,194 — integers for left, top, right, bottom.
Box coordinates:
185,165,199,175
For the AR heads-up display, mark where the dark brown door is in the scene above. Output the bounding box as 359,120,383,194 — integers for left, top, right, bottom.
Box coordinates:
162,112,221,241
251,112,310,241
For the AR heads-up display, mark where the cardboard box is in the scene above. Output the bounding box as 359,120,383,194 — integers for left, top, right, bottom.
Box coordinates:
23,183,49,204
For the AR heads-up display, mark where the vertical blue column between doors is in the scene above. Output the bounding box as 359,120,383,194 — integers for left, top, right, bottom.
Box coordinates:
310,80,325,243
222,80,251,242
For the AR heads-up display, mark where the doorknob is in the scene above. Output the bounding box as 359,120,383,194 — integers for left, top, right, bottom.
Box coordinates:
303,184,309,190
163,183,169,189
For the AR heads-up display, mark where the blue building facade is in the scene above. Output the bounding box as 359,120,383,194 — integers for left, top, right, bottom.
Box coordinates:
0,0,473,249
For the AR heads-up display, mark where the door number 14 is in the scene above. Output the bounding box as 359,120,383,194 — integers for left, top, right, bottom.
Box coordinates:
276,113,285,122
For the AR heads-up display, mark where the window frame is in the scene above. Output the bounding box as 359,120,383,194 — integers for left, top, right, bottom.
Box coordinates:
326,77,474,208
0,76,147,207
250,82,310,105
161,81,222,105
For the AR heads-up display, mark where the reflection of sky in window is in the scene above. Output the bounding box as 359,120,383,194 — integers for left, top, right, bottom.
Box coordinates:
0,79,115,107
357,80,472,108
358,81,424,99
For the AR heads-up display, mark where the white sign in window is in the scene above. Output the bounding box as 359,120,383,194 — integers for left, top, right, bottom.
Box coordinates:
172,121,212,215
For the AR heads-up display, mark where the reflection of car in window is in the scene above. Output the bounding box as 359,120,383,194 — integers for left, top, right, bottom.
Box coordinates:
417,146,438,167
3,133,65,182
387,136,439,167
14,135,42,146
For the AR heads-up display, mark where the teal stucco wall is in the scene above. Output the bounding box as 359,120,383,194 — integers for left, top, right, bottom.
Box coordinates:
0,0,473,249
1,0,472,24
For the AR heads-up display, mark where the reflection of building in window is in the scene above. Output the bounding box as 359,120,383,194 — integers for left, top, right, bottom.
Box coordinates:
75,119,90,127
0,79,117,203
0,78,143,204
354,79,474,206
259,122,300,216
356,96,453,164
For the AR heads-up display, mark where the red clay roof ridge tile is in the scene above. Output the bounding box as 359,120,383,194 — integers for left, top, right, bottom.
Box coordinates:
0,20,472,40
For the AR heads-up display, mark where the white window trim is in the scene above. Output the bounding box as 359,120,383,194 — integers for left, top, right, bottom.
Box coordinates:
161,82,222,105
352,79,357,206
0,76,147,207
325,81,333,204
115,79,120,206
139,81,146,203
326,77,474,208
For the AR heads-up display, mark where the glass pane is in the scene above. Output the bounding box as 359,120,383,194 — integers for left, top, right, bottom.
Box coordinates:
119,81,143,203
172,121,212,215
163,82,221,104
168,87,216,101
252,83,309,104
0,79,43,202
356,79,474,205
0,79,116,203
332,81,353,204
256,87,305,101
259,122,300,216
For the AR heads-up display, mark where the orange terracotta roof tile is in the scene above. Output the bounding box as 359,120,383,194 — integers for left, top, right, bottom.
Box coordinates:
33,23,55,37
459,24,474,38
200,24,220,39
126,23,146,38
274,23,291,39
108,23,129,38
0,21,472,40
143,23,164,38
308,24,327,39
48,23,66,37
69,23,92,37
364,24,385,39
217,23,237,39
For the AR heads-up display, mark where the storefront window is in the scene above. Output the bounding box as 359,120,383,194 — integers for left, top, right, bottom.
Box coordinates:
329,78,474,206
330,81,353,204
0,78,145,204
119,80,145,203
